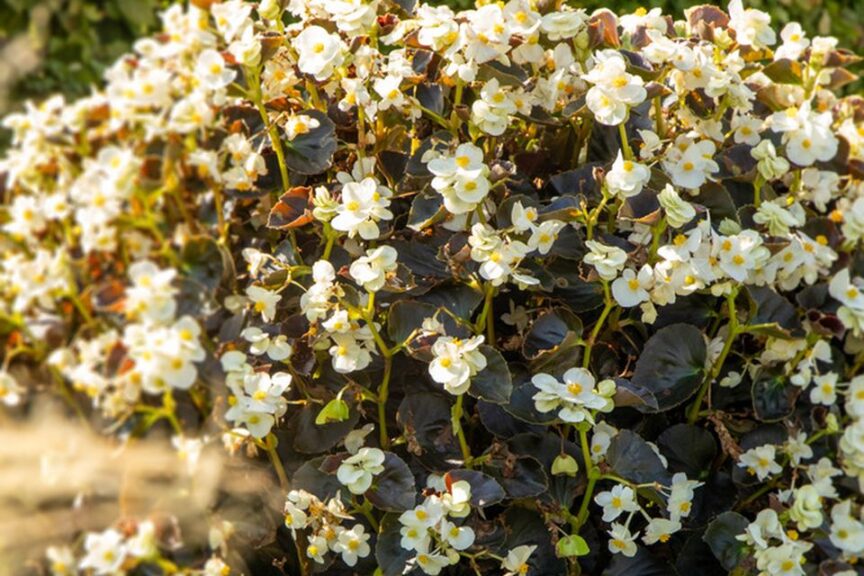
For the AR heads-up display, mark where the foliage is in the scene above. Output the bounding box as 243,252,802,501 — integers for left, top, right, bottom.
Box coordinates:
1,0,864,575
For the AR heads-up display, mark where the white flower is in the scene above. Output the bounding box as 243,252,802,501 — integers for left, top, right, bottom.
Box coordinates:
728,0,776,48
612,265,653,307
658,184,696,228
667,472,702,521
337,447,386,494
428,143,491,215
584,240,628,280
195,49,236,90
125,260,178,323
332,177,394,240
46,546,75,576
810,373,838,405
775,22,809,60
606,151,651,198
830,500,864,554
663,136,718,190
471,78,515,136
591,421,618,462
0,370,24,407
531,368,613,423
374,75,407,111
829,269,864,336
770,104,838,167
428,335,487,395
739,444,783,481
751,139,790,181
540,10,586,40
284,115,320,141
295,25,345,81
643,518,681,545
527,220,565,255
502,545,536,576
784,431,814,467
411,538,451,575
789,484,823,531
583,50,647,126
731,114,763,146
334,524,372,567
349,245,398,292
306,533,328,563
241,326,292,361
441,519,475,550
607,523,638,557
595,484,640,522
79,529,127,575
246,285,281,322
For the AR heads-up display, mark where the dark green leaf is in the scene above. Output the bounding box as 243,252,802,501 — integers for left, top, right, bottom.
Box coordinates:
282,110,336,176
703,512,749,571
366,452,416,512
606,430,671,485
630,323,707,411
657,423,717,478
469,346,513,404
446,469,506,507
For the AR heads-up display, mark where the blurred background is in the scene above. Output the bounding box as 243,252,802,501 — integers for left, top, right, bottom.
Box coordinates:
0,0,862,145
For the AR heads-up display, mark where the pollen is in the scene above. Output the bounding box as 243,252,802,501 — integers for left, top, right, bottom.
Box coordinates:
567,382,583,395
312,42,325,54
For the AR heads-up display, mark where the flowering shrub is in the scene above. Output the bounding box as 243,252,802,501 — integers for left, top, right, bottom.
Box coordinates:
2,0,864,574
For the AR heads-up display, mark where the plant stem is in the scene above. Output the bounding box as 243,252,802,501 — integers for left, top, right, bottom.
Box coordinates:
474,282,496,343
378,353,392,449
321,222,337,260
266,433,289,491
653,95,665,137
687,289,740,424
452,394,473,468
583,282,612,369
574,426,598,528
618,122,633,161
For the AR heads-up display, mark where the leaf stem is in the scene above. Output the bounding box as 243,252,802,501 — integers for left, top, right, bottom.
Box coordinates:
618,122,633,161
582,281,612,369
687,289,740,424
378,353,392,449
452,394,473,468
265,433,289,491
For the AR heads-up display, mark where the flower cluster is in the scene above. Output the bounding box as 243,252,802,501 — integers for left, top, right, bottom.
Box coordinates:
1,0,863,574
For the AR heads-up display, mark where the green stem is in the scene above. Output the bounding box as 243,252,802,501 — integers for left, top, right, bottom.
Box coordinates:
687,289,739,424
574,426,598,528
618,122,633,161
474,282,496,343
753,174,764,208
452,394,473,468
378,353,392,449
653,95,665,137
266,433,289,491
649,219,668,261
322,223,337,260
583,282,613,369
